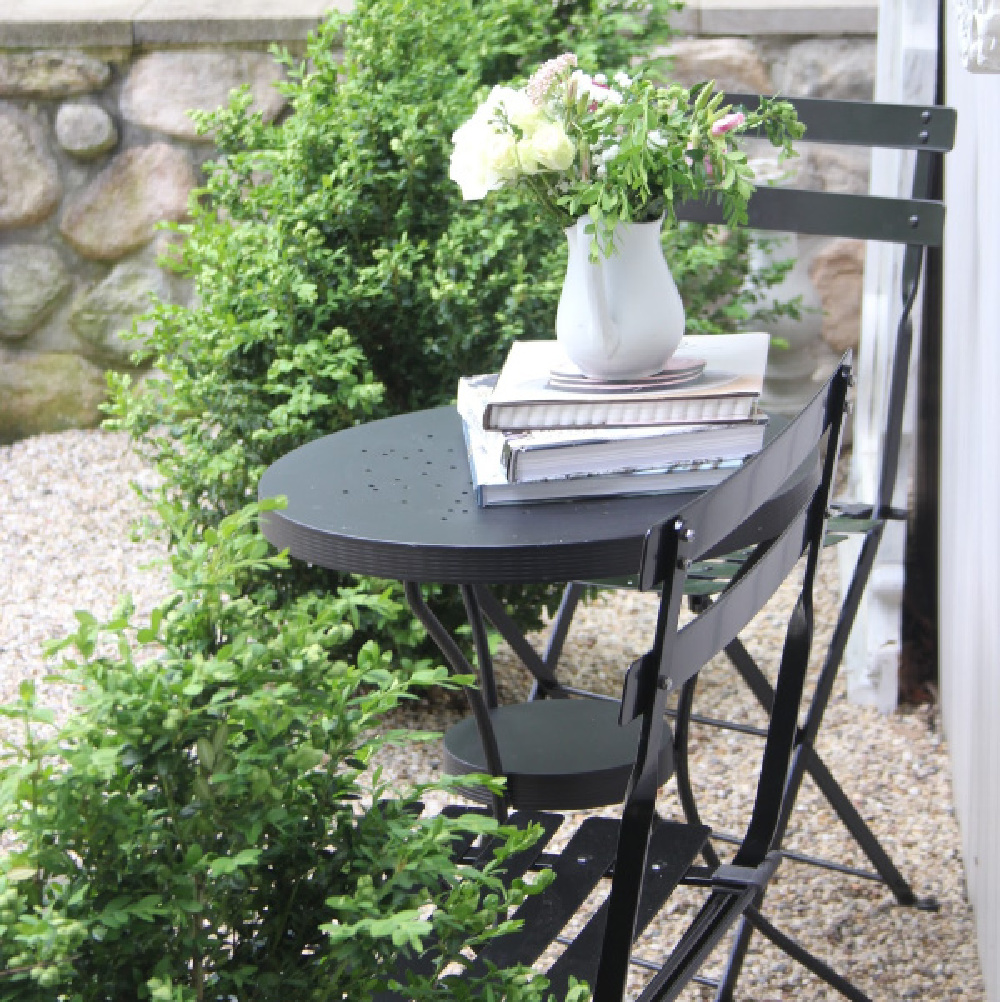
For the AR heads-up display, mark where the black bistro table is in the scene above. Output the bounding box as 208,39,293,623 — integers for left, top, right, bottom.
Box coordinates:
258,405,810,693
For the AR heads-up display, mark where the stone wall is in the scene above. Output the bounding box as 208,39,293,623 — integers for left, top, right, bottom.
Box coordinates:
0,1,877,441
0,41,296,441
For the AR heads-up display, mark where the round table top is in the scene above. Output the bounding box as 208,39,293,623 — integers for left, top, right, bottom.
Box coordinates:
258,402,729,585
258,406,809,585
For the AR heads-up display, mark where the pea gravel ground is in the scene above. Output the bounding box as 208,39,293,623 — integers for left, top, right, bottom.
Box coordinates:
0,428,987,1000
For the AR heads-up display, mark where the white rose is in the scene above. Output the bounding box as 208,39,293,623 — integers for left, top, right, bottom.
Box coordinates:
492,85,541,132
449,117,495,199
519,120,576,174
484,128,520,181
450,85,564,198
449,102,519,199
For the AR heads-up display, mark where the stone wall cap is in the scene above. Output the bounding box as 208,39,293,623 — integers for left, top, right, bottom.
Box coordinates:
2,0,876,48
1,1,139,48
692,0,878,36
1,0,348,48
133,0,350,45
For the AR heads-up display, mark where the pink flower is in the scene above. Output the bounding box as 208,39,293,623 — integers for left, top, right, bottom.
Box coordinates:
711,111,745,136
527,52,578,105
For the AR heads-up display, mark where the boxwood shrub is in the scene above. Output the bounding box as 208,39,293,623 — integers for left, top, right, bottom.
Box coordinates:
106,0,793,664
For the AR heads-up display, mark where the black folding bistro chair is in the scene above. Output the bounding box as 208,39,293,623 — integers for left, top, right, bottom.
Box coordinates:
389,361,854,1002
667,92,955,991
447,94,954,1000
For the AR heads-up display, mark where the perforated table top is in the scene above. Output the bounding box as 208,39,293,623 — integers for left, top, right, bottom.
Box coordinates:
258,406,807,586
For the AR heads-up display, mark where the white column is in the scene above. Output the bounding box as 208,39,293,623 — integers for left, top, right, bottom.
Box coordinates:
940,3,1000,998
841,0,939,711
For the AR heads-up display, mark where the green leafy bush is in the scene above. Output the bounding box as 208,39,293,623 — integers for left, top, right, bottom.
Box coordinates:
0,502,559,1001
106,0,791,663
103,0,685,660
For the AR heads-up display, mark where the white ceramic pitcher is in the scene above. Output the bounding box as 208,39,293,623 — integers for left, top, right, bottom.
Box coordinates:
555,214,685,379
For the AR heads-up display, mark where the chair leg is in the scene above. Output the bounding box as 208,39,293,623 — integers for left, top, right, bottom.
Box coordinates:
706,623,927,1000
403,582,508,821
743,906,873,1002
711,914,753,1002
635,890,756,1002
541,581,586,686
725,635,921,904
799,748,936,908
470,584,575,699
709,900,872,1002
675,675,722,869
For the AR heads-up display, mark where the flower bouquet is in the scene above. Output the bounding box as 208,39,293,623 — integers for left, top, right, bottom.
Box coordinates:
449,54,804,378
449,52,803,254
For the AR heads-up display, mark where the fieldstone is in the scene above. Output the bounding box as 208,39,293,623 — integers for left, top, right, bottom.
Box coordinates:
121,50,287,142
0,105,62,229
0,51,111,98
810,238,866,353
654,38,773,94
779,39,877,101
55,102,118,158
0,349,107,442
0,246,71,340
802,147,871,195
70,260,172,363
59,144,196,261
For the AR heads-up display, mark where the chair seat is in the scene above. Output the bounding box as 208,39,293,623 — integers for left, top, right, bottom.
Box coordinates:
442,698,675,811
374,808,712,1002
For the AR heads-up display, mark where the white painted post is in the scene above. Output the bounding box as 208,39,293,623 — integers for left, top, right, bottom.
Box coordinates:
841,0,939,711
941,3,1000,997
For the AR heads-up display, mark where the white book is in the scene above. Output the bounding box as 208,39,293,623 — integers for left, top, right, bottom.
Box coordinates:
457,374,744,507
482,332,771,432
503,415,767,483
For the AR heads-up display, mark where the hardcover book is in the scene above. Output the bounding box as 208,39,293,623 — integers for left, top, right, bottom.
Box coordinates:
503,413,767,483
457,374,743,507
482,331,771,432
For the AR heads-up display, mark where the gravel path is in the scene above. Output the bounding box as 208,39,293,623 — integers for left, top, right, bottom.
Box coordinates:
0,427,986,1000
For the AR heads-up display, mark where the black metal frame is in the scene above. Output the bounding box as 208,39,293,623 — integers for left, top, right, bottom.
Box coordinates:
669,92,954,1000
255,92,955,1002
382,363,854,1002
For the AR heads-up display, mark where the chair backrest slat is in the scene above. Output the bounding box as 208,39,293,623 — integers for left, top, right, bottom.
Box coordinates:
666,506,811,694
725,93,955,152
676,188,946,245
674,94,955,248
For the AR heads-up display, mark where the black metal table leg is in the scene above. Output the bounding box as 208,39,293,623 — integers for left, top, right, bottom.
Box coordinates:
470,583,580,699
403,581,508,820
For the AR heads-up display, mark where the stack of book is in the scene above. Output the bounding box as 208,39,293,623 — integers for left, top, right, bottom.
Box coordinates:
456,331,771,506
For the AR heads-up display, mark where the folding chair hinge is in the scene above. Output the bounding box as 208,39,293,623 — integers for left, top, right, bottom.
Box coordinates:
712,854,781,893
711,864,765,892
